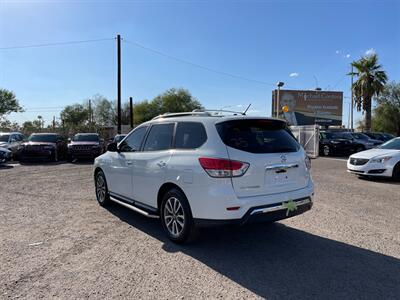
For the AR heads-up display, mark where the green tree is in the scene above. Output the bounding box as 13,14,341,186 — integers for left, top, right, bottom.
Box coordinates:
133,88,202,124
92,95,116,127
60,104,89,132
22,120,41,134
350,53,387,132
0,88,23,118
371,82,400,135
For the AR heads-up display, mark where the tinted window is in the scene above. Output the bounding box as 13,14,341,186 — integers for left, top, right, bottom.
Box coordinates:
216,119,300,153
143,123,174,151
119,127,147,152
0,134,10,142
28,134,58,143
175,122,207,149
73,134,99,142
379,138,400,150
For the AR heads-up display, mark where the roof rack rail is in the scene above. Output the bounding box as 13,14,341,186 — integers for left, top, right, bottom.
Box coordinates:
192,109,244,115
152,111,212,120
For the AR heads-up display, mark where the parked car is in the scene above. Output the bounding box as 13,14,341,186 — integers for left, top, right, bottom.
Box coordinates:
67,133,105,162
93,112,314,243
347,137,400,181
362,132,394,142
0,147,12,164
319,131,365,156
0,132,25,157
17,133,67,162
112,134,127,144
331,132,380,150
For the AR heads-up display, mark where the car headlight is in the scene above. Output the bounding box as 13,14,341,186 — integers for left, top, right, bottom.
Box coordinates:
370,156,392,163
43,145,55,150
92,145,100,149
330,141,340,144
67,144,73,148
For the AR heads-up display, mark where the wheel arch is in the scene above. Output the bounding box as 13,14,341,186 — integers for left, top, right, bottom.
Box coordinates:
157,182,188,210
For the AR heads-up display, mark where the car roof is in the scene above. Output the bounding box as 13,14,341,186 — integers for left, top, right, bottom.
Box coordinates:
0,132,22,135
31,133,58,135
75,133,99,135
143,114,285,126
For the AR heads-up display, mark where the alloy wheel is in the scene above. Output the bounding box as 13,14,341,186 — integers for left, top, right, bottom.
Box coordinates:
96,175,106,203
163,197,185,237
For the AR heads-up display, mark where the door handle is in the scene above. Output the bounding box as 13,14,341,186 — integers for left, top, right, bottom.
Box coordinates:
157,161,166,168
126,160,133,166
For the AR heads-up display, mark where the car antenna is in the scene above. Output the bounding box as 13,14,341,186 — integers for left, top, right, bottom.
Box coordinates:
242,103,251,115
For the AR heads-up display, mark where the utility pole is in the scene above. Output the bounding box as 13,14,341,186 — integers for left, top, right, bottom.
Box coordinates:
53,116,56,129
276,81,285,118
350,65,354,131
129,97,134,129
117,34,122,134
88,99,93,131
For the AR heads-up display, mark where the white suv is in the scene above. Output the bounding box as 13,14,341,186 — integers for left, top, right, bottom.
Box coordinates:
94,112,314,243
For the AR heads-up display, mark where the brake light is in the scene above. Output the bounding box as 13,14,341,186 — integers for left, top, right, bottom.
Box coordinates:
198,157,249,178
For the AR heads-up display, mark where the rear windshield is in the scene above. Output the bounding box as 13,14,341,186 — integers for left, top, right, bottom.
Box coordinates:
216,119,300,153
73,134,99,142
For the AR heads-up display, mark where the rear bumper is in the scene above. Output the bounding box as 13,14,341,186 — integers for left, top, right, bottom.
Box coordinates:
194,197,312,227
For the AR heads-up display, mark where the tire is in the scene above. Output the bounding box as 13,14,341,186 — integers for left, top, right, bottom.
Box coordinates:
322,145,330,156
95,170,110,206
355,146,364,153
160,188,196,244
392,163,400,181
52,150,58,162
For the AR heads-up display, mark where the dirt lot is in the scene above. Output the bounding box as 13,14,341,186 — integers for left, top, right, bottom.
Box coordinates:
0,158,399,299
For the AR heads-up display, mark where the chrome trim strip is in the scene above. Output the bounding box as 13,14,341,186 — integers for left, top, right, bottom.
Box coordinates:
265,163,299,170
109,196,159,219
250,198,311,215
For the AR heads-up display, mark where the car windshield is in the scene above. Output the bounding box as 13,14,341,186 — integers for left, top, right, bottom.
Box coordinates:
73,134,99,142
321,132,342,139
0,134,10,142
28,134,58,143
352,133,369,140
378,138,400,150
333,132,353,140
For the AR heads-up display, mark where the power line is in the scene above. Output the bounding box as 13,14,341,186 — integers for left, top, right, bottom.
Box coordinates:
123,39,281,87
0,38,114,50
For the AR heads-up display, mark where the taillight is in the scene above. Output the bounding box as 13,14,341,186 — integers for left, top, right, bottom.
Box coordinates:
198,157,249,178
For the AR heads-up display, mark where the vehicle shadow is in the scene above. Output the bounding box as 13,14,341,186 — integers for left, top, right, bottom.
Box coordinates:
358,175,400,185
105,204,400,299
0,164,14,169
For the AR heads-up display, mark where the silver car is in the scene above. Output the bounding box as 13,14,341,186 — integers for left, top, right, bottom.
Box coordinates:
0,132,26,157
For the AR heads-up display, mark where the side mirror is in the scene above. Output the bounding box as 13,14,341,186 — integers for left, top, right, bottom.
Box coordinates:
107,142,118,152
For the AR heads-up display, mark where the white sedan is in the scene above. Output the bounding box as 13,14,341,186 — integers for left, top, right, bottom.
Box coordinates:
347,137,400,180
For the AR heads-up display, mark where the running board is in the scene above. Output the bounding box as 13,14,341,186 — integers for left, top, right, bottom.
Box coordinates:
109,196,159,219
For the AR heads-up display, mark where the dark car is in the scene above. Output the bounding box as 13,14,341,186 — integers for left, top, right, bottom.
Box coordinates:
17,133,67,162
67,133,105,162
319,131,365,156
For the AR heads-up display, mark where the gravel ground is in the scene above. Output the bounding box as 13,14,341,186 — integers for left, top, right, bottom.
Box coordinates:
0,158,399,299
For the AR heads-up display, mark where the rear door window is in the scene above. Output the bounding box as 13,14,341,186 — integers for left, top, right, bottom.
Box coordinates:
143,123,175,151
175,122,207,149
216,119,300,153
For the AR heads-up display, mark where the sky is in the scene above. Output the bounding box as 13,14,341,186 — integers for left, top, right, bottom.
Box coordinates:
1,0,399,127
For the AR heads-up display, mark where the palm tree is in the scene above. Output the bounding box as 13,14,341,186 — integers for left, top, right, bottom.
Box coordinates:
350,54,387,132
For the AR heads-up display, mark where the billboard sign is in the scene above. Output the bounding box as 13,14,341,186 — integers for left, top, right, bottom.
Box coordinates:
272,89,343,126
